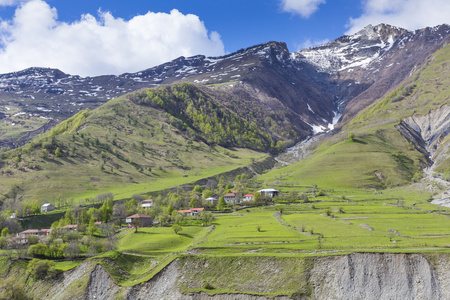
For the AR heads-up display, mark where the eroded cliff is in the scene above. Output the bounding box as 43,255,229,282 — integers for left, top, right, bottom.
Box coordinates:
26,252,450,300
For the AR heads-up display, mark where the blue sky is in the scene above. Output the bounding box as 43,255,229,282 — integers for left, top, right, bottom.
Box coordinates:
0,0,448,76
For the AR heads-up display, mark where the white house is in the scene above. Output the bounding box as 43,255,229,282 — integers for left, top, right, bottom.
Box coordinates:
41,203,55,213
243,194,254,202
141,199,153,209
223,193,236,204
205,197,218,205
257,188,279,198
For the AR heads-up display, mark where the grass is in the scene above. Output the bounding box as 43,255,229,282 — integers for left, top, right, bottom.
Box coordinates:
0,93,268,203
258,128,424,191
117,226,208,256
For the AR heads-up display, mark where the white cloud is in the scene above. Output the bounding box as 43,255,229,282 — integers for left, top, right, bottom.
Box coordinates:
0,0,225,76
297,38,329,50
0,0,20,6
280,0,326,18
347,0,450,34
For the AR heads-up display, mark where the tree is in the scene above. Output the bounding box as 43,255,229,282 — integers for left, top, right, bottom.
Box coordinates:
217,196,226,210
254,192,262,203
0,276,29,300
189,196,201,208
202,189,213,199
100,199,113,222
27,259,56,280
55,147,62,157
348,132,355,141
192,185,203,194
65,241,81,259
1,228,10,237
200,211,215,225
167,203,174,215
172,224,183,235
86,222,98,236
0,237,7,249
27,243,48,258
27,235,39,245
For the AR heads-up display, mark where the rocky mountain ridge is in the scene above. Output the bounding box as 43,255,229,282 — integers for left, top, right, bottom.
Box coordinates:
0,23,449,149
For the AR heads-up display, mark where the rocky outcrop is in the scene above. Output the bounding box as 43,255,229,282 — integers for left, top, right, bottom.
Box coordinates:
311,253,444,300
396,105,450,166
34,253,450,300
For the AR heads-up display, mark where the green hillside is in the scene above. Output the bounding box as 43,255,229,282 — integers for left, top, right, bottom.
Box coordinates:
0,84,270,204
259,44,450,190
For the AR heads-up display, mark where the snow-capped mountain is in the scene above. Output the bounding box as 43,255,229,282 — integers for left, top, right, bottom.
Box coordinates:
294,24,450,121
0,23,449,149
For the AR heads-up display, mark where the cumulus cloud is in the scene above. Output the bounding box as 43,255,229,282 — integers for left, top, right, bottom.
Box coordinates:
347,0,450,34
0,0,225,76
0,0,21,5
280,0,326,18
297,38,329,50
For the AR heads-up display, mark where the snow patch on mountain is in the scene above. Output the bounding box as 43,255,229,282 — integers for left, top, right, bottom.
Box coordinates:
293,24,410,73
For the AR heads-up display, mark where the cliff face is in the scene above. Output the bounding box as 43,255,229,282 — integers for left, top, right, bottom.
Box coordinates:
311,253,448,300
35,253,450,300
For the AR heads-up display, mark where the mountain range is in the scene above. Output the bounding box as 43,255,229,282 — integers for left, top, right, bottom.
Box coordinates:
0,23,449,202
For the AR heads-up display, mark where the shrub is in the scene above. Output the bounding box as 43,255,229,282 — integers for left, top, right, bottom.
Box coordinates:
317,189,326,197
256,225,262,232
172,224,183,235
348,132,355,141
27,259,56,280
202,281,215,290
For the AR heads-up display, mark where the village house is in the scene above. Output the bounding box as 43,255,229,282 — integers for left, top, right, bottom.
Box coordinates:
257,188,279,198
41,203,55,213
126,213,153,227
16,229,51,243
61,224,78,232
243,194,254,202
177,208,205,217
223,193,237,204
205,197,218,206
141,199,153,209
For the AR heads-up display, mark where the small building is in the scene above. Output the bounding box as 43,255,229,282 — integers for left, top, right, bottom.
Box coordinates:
41,203,55,213
223,193,236,204
205,197,218,205
257,188,279,198
177,208,205,217
61,224,78,232
16,229,51,243
94,221,102,226
141,199,153,209
243,194,254,202
126,213,152,227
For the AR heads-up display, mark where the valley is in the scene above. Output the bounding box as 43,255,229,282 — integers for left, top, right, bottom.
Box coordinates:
0,23,449,299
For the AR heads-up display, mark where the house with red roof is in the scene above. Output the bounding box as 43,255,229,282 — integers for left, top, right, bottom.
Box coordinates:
141,199,153,209
243,194,254,202
126,213,152,227
223,193,236,204
61,224,78,232
15,228,51,243
177,208,205,216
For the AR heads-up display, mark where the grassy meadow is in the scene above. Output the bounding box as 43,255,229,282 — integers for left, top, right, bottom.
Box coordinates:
93,183,450,287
